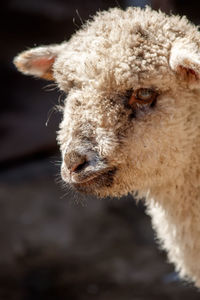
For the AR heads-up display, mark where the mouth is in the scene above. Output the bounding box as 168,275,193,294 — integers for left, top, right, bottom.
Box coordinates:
72,167,117,193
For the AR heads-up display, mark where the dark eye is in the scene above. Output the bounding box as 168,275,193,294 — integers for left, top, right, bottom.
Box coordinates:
128,88,158,106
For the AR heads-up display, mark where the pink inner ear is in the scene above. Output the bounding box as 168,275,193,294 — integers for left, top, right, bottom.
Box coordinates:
178,65,199,81
32,57,55,72
187,68,196,76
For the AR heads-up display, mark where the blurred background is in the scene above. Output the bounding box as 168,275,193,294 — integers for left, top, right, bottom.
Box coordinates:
1,0,200,299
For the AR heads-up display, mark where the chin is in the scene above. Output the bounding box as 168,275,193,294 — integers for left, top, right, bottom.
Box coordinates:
72,184,117,198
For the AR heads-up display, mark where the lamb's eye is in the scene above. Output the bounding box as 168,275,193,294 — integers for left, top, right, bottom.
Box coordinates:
128,88,157,106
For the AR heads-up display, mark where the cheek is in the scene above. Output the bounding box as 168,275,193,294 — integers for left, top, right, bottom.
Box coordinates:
129,119,188,175
122,118,165,162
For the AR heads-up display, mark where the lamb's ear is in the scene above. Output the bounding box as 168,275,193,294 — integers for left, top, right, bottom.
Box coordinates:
169,41,200,88
14,44,63,80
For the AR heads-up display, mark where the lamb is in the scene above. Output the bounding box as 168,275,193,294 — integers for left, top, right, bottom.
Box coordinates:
14,6,200,287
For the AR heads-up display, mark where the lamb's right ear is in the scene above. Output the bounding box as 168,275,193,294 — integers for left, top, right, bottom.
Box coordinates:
169,40,200,88
13,44,63,81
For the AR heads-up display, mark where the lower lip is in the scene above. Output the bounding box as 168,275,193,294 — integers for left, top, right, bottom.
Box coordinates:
73,176,99,187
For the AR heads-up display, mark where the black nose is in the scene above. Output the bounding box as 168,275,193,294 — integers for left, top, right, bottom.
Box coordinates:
64,150,88,173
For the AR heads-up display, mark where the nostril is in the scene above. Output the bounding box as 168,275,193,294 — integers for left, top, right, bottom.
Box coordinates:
71,158,89,173
64,151,89,174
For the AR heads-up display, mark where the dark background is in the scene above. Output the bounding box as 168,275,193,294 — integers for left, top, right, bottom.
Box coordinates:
1,0,200,299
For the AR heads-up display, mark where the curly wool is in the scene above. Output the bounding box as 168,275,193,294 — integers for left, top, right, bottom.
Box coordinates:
14,7,200,287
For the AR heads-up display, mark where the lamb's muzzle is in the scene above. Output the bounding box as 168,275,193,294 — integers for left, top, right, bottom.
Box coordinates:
61,146,117,191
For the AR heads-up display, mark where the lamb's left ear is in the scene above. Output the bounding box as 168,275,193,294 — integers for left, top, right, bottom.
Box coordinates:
14,44,64,81
169,40,200,88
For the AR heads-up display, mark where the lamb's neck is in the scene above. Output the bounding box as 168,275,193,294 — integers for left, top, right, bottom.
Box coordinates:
145,172,200,286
